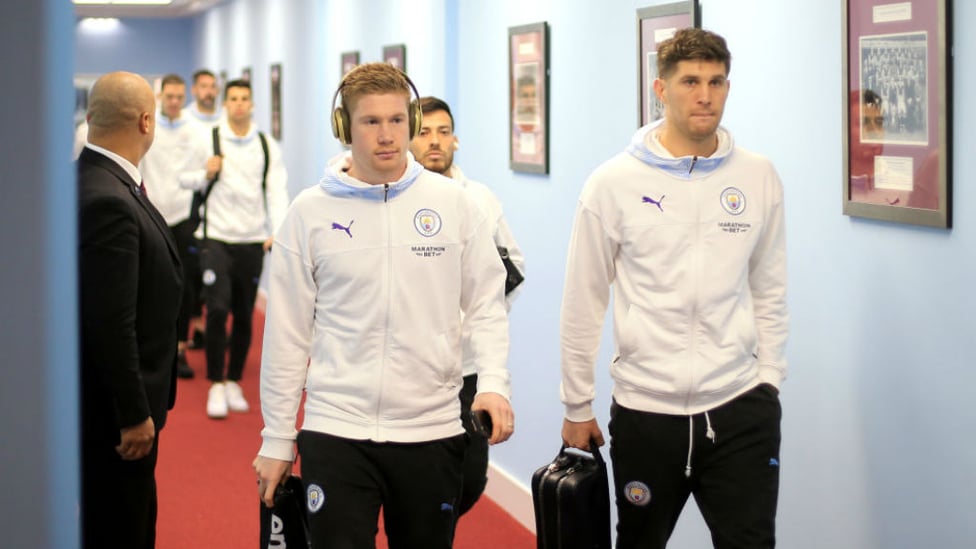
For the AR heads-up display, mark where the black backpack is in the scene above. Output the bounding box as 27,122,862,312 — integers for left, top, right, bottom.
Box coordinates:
187,125,270,239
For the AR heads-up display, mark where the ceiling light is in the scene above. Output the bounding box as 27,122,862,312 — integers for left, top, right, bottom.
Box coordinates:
73,1,174,5
79,17,121,31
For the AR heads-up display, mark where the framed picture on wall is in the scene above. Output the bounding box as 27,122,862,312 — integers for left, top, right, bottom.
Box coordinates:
73,74,98,127
383,44,407,72
842,0,952,228
341,51,360,77
270,63,282,140
637,1,700,127
508,21,549,174
241,67,252,83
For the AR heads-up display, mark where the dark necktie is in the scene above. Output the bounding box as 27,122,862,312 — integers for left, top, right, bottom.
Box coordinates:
139,181,147,197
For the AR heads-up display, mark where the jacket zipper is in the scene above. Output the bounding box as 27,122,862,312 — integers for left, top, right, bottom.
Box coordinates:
375,183,392,440
686,182,702,409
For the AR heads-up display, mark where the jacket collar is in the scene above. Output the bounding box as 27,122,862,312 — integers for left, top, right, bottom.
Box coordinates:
626,119,733,179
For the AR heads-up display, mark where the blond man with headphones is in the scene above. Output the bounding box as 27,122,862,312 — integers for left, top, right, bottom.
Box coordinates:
253,62,514,548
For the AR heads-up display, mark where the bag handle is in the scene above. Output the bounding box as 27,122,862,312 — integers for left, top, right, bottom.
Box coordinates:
553,438,606,467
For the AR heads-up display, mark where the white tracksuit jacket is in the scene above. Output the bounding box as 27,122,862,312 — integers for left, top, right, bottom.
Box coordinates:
560,120,789,421
448,165,526,377
258,158,511,461
179,118,289,243
139,113,200,226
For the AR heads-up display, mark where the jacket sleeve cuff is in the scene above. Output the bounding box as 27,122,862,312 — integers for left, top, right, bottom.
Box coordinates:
115,387,152,428
758,363,785,389
564,402,595,423
258,437,296,462
475,374,511,401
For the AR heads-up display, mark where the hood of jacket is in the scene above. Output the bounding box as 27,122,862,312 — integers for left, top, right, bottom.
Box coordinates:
319,151,425,201
626,118,734,179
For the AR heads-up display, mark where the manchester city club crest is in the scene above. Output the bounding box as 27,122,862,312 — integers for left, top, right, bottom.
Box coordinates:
720,187,746,215
306,484,326,513
201,268,216,286
414,208,442,237
623,480,651,506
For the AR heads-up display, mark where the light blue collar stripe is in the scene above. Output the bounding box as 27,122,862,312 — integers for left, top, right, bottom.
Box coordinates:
627,144,726,179
319,160,424,201
189,105,221,123
226,133,256,144
626,121,728,179
157,116,188,129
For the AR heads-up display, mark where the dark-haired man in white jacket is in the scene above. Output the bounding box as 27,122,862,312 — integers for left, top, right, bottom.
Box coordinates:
410,95,526,517
560,29,789,548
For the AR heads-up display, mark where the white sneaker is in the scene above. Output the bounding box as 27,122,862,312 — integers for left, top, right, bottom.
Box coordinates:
207,382,228,419
225,380,250,413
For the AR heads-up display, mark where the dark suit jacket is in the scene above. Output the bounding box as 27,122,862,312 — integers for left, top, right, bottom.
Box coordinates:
78,147,183,445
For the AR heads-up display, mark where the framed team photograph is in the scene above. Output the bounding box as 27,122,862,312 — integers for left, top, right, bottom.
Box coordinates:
341,51,360,77
383,44,407,72
508,21,549,174
270,63,282,140
637,1,700,127
842,0,952,228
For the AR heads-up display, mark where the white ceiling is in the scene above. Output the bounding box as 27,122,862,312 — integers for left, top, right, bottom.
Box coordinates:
74,0,225,18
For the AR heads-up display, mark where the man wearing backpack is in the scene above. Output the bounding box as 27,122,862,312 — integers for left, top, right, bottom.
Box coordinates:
179,79,289,419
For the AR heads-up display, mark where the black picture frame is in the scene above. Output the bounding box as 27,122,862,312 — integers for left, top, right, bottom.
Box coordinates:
508,21,550,174
842,0,952,228
637,1,700,127
270,63,282,140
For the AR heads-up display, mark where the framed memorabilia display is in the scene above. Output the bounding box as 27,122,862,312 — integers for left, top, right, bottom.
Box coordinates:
508,21,549,174
73,74,97,126
842,0,952,228
637,1,700,127
270,63,282,140
383,44,407,72
341,51,360,77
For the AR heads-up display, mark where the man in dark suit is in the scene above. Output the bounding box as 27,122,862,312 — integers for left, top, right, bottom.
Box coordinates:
78,71,183,549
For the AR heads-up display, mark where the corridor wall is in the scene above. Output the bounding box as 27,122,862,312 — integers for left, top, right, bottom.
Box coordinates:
75,1,976,546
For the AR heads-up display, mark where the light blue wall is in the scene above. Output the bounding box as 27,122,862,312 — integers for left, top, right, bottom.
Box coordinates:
75,17,195,81
453,2,976,548
189,0,451,200
706,3,974,548
71,1,976,547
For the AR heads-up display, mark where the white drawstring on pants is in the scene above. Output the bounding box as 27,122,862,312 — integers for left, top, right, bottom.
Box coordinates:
685,411,717,478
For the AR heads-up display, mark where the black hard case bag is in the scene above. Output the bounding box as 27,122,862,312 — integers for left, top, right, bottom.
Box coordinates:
531,442,611,549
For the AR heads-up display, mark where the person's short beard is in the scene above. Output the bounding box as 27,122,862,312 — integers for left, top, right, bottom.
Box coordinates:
427,158,451,175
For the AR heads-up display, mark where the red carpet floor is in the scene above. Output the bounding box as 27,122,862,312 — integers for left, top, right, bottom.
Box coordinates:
156,310,535,548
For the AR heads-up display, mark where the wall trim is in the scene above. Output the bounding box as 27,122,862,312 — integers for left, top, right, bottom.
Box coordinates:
485,462,536,535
